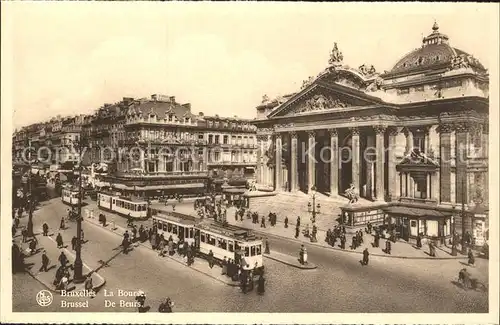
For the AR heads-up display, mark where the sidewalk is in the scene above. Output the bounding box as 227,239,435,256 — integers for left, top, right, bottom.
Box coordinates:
83,213,241,287
264,252,317,270
226,207,469,260
15,231,106,294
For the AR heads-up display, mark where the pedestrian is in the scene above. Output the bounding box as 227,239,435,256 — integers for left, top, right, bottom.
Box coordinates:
240,270,248,294
385,240,392,254
264,238,270,254
284,216,288,228
39,250,49,272
374,232,380,248
351,235,356,250
416,233,422,248
21,227,28,243
58,251,68,267
295,225,300,239
261,216,266,228
84,275,94,296
29,237,38,255
428,241,435,257
362,248,369,266
257,274,265,295
42,223,49,236
102,214,107,227
208,250,215,268
340,235,346,249
158,297,173,313
468,249,475,266
60,217,65,230
296,216,301,228
71,236,77,251
132,226,137,242
135,291,147,312
122,237,129,254
56,233,64,248
221,256,228,275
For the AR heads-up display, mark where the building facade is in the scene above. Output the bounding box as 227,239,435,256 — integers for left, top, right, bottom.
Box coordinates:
254,23,489,243
13,94,258,197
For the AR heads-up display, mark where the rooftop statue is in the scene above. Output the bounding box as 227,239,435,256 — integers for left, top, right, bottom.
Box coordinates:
261,94,270,104
328,42,344,66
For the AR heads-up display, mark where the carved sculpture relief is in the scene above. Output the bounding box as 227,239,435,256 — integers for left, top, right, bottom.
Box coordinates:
261,94,270,104
450,54,481,70
365,77,384,92
358,64,377,77
328,42,344,66
290,94,348,114
301,76,315,89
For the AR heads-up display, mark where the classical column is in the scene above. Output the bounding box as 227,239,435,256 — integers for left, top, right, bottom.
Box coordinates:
290,131,298,192
455,122,469,204
275,133,282,191
350,127,360,193
388,127,399,201
438,124,453,203
365,134,375,199
140,148,145,171
307,130,316,192
403,127,413,155
374,125,386,201
329,129,339,197
424,126,431,155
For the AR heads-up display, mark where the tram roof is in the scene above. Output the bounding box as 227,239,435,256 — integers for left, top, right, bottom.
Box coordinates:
98,191,147,203
197,221,260,242
154,212,198,226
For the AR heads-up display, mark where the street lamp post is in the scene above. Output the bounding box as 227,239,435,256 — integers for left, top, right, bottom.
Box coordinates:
26,139,35,237
460,177,468,255
307,185,321,224
73,135,86,283
451,206,457,256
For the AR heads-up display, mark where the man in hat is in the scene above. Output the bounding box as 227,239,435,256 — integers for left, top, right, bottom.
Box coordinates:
39,250,50,272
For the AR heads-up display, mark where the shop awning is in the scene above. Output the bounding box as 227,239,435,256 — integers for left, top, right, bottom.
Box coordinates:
384,206,452,218
113,183,205,191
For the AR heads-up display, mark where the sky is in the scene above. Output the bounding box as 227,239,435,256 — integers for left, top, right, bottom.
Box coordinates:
5,2,498,129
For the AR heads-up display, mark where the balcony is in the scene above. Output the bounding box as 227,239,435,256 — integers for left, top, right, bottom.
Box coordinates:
119,137,207,146
114,170,208,178
207,160,257,166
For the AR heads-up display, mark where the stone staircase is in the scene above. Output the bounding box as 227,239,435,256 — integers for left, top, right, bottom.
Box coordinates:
247,191,372,230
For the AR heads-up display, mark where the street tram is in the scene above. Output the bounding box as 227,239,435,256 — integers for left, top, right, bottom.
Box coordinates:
152,212,197,245
97,191,149,219
62,186,81,206
151,212,263,271
196,222,263,271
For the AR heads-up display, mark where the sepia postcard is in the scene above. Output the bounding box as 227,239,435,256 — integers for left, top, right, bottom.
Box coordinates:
1,2,498,324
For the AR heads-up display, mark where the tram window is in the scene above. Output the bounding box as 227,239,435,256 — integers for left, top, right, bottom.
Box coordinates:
256,245,262,255
228,242,234,252
162,223,167,231
112,199,115,204
206,234,211,244
244,247,250,257
235,242,240,251
201,233,206,243
152,219,157,226
167,223,172,232
251,246,256,256
220,239,227,250
189,229,194,238
209,236,216,246
173,225,177,234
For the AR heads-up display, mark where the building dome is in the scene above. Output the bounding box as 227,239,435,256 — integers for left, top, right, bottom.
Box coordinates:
387,22,485,76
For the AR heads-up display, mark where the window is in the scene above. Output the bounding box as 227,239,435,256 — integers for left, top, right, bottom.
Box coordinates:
228,241,234,252
189,229,194,238
223,135,228,144
413,135,425,153
220,239,227,250
201,233,206,243
172,225,178,234
397,88,410,95
215,135,220,144
208,135,213,144
414,85,424,92
256,245,262,255
198,134,204,140
167,223,172,232
244,247,250,257
163,223,167,231
209,236,216,246
250,246,256,256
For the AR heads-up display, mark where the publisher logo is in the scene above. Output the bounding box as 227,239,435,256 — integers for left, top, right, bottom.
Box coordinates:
36,290,53,307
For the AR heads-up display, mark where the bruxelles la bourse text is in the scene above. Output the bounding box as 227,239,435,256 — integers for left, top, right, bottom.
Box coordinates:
58,289,141,308
103,289,142,308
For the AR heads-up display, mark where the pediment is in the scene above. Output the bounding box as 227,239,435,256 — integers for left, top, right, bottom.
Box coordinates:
396,149,439,172
268,83,383,118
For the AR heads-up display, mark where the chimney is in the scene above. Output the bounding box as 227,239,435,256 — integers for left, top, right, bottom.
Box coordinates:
169,96,176,103
151,94,158,101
